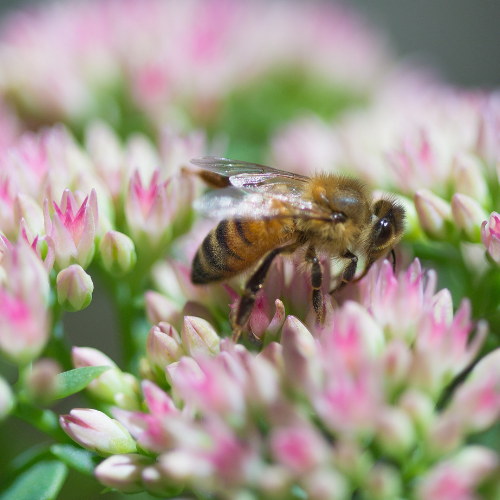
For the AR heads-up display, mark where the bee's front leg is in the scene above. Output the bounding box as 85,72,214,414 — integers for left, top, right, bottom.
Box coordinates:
305,246,324,324
329,250,358,294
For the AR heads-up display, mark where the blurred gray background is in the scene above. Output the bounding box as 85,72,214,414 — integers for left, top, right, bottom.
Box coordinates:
0,0,499,86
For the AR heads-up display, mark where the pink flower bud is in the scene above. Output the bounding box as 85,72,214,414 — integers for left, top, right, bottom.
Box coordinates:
451,193,487,242
417,446,498,500
258,465,292,497
44,188,98,270
144,291,182,326
281,316,319,392
72,347,140,410
14,193,44,238
334,440,372,481
171,355,246,419
257,341,284,371
271,425,329,474
146,323,184,375
446,348,500,433
56,264,94,311
142,380,178,417
95,454,153,494
364,464,402,500
481,211,500,265
124,170,173,249
301,467,349,500
0,288,49,365
414,189,451,238
248,290,273,340
60,408,137,457
85,121,124,202
453,153,488,201
99,230,136,276
383,340,412,393
141,463,183,497
1,241,50,305
399,389,435,433
25,358,62,405
0,376,14,421
165,356,203,387
376,407,416,459
425,413,463,458
181,316,220,357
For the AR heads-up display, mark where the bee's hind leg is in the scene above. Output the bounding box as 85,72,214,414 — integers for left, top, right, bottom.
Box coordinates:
305,246,324,324
233,242,299,344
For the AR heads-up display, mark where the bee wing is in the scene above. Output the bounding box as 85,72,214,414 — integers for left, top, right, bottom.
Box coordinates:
194,186,330,221
191,156,309,195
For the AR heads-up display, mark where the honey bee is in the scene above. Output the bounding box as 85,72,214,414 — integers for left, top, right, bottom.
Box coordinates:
190,157,405,342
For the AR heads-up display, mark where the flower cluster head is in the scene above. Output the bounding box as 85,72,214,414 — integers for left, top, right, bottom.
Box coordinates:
61,259,500,499
0,0,390,130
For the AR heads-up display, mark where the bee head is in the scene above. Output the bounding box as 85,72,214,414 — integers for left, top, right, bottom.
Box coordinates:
369,198,406,259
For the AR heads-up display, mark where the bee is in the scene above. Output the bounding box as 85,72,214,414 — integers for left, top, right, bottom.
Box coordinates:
190,157,405,342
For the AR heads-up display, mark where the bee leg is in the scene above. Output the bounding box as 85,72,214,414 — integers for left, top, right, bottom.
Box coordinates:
390,248,397,273
233,243,298,343
247,324,263,348
305,246,324,324
329,250,358,294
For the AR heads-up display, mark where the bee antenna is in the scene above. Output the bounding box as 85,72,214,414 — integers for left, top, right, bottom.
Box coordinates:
390,248,396,274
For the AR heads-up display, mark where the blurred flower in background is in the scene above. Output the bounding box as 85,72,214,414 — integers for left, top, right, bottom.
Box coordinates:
0,0,499,499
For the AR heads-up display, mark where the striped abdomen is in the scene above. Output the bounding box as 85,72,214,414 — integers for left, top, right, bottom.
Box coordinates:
191,218,294,284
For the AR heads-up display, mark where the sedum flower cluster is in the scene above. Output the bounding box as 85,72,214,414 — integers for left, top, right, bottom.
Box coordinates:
63,260,500,499
0,1,499,499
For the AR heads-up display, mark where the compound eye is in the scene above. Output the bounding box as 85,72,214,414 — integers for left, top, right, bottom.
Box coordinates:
374,217,394,249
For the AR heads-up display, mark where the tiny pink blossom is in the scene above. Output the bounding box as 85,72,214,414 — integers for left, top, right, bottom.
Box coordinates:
481,211,500,264
0,288,49,365
270,425,329,475
44,188,98,270
125,170,173,248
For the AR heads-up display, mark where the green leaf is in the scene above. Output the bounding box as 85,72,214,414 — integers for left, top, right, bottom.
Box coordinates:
54,366,111,399
50,444,100,477
0,460,67,500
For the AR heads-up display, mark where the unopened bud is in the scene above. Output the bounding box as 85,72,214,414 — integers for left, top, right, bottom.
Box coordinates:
146,323,184,376
302,467,349,500
376,407,416,460
95,454,153,493
451,193,488,242
364,463,402,500
14,193,44,238
60,408,137,457
72,347,140,410
145,291,182,326
414,189,451,238
181,316,220,357
399,389,435,433
425,413,463,458
25,358,62,405
453,153,488,202
100,231,136,276
481,212,500,265
56,265,93,311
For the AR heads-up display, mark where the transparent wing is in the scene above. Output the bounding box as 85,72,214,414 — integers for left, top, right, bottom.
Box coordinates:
194,186,331,221
191,156,309,195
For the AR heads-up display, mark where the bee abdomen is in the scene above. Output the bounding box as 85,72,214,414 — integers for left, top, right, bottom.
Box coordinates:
191,220,250,284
